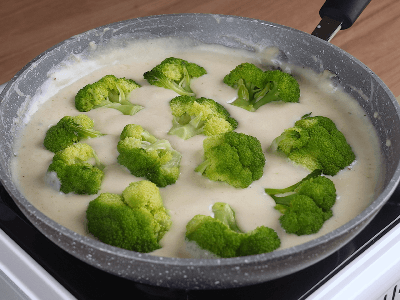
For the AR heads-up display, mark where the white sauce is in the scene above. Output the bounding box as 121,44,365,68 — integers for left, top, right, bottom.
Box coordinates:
11,38,381,258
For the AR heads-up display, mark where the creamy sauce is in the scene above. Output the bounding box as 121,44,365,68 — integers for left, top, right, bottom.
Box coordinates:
11,38,381,258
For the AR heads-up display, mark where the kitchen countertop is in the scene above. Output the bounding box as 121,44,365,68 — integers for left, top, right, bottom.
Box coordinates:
1,0,399,96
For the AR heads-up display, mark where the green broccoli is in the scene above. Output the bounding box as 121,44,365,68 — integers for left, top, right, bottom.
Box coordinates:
43,114,105,153
185,202,280,258
117,124,182,187
46,143,104,195
270,114,356,176
223,63,300,112
168,95,238,140
143,57,207,96
75,75,143,115
86,180,172,253
265,170,336,235
195,131,266,188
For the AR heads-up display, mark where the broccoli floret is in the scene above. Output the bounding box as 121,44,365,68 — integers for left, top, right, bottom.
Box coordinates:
270,114,356,176
43,114,105,153
143,57,207,96
75,75,143,115
168,95,238,140
47,143,104,195
265,170,336,235
117,124,182,187
185,202,280,258
223,63,300,112
278,195,332,236
195,131,266,188
86,180,172,253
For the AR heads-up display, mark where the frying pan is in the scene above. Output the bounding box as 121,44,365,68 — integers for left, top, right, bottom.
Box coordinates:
1,0,400,290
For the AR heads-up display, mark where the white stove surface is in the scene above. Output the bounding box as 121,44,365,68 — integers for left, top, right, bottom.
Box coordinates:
0,229,76,300
307,221,400,300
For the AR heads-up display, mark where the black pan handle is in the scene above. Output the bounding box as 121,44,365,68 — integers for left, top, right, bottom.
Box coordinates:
319,0,372,30
312,0,371,41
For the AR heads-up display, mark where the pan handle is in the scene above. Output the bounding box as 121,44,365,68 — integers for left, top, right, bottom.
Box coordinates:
312,0,372,42
320,0,372,29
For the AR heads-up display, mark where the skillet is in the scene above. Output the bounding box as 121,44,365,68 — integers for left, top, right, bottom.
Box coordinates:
0,0,399,289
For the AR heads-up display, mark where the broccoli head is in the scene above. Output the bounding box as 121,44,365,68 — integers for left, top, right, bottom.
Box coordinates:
185,202,280,258
86,180,172,253
195,131,266,188
143,57,207,96
117,124,182,187
224,63,300,112
75,75,143,115
43,114,105,153
47,143,104,195
168,95,238,140
270,114,356,176
265,170,336,235
223,63,300,112
278,195,333,236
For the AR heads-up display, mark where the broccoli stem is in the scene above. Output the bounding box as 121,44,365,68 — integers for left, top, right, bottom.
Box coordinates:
144,140,172,151
161,151,182,168
159,77,195,96
139,130,158,144
181,67,192,93
265,169,322,196
117,104,144,116
168,114,205,140
212,202,243,233
237,79,250,102
95,101,144,116
93,152,106,171
270,193,298,206
231,79,258,112
231,80,280,112
231,98,256,112
252,81,279,110
194,159,211,174
63,119,104,139
274,203,288,214
108,85,126,103
74,127,104,139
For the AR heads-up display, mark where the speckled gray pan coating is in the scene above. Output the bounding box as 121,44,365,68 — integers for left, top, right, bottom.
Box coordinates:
1,14,400,289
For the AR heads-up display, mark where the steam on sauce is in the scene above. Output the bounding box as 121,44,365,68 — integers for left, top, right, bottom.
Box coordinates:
12,38,381,258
